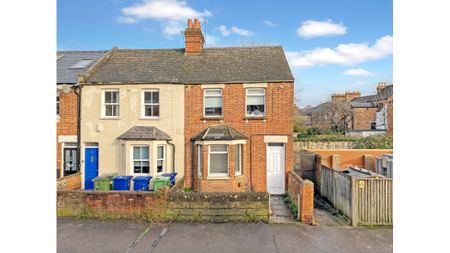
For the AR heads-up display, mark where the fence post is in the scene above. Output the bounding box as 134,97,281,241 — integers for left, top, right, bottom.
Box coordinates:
351,177,358,227
297,193,301,221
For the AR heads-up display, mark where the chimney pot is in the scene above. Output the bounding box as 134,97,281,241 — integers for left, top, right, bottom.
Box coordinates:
184,18,204,55
194,18,200,28
188,19,193,28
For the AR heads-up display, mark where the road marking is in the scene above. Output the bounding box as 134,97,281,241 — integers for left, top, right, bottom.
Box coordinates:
125,226,151,253
148,227,168,253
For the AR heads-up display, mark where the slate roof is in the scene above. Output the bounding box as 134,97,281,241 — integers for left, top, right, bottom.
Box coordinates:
117,126,172,141
351,85,393,103
85,46,294,84
57,50,107,84
192,125,247,141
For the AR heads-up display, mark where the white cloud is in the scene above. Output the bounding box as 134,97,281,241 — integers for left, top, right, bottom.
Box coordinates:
286,35,393,68
119,0,212,37
297,19,347,39
262,20,278,27
205,35,221,47
217,25,255,37
231,26,255,36
218,25,230,36
343,68,373,76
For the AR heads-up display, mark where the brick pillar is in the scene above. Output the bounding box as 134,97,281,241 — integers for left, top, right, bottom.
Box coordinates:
331,155,341,170
314,155,322,193
299,180,314,225
363,155,375,172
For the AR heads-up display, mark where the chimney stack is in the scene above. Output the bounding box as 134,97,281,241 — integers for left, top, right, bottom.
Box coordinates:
377,82,387,93
184,18,204,55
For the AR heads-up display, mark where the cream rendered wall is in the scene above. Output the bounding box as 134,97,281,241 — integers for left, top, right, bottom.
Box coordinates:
80,84,184,189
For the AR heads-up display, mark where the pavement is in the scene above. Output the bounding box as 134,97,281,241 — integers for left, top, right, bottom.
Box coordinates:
269,195,295,223
57,217,392,253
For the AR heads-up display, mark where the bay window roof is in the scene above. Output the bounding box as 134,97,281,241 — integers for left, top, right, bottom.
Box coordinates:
117,126,171,141
192,125,247,141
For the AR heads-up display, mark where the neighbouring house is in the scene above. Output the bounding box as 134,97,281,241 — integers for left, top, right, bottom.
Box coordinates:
56,51,106,178
77,19,295,194
306,82,393,136
349,82,393,136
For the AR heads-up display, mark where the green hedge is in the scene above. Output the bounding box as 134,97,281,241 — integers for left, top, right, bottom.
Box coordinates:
355,134,393,149
295,134,361,142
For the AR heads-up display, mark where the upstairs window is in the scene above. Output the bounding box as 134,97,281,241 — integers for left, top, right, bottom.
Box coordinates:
143,90,160,118
156,145,165,173
133,146,149,174
204,89,222,116
103,90,120,117
246,88,265,116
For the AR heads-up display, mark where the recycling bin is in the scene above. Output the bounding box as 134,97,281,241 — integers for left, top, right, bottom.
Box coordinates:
112,175,133,191
92,173,117,191
153,177,171,191
161,172,178,185
133,176,153,191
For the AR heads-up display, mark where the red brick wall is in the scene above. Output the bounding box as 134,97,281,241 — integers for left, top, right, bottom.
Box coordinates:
287,171,314,224
56,89,78,176
184,82,294,192
311,149,393,170
57,172,82,190
352,107,377,130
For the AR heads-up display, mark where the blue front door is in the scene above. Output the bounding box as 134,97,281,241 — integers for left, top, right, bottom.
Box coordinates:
84,147,98,190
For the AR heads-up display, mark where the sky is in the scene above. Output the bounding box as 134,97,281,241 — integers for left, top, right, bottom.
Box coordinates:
57,0,393,107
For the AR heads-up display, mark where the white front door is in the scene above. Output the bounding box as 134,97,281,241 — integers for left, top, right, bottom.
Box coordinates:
266,143,285,195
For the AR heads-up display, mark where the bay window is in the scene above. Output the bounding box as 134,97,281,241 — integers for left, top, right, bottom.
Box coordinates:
156,145,165,173
133,146,149,174
208,145,228,177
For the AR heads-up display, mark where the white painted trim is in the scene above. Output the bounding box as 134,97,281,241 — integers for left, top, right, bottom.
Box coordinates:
243,83,268,88
201,83,225,89
130,145,151,176
264,135,288,143
208,144,229,177
194,140,247,145
197,144,202,178
141,89,160,119
235,144,242,176
101,89,120,118
266,143,286,195
203,88,223,117
58,135,78,143
156,144,166,174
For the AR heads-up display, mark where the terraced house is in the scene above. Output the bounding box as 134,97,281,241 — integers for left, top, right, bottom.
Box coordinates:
77,19,294,194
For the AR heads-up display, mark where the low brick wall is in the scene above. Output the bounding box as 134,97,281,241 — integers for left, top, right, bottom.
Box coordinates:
57,172,81,190
294,141,356,150
287,171,314,225
57,189,168,222
57,187,269,223
311,149,393,170
166,192,269,222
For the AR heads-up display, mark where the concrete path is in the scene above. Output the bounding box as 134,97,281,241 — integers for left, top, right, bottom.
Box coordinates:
269,195,294,223
57,218,392,253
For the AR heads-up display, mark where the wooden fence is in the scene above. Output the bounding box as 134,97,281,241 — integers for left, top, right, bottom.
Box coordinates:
319,166,393,226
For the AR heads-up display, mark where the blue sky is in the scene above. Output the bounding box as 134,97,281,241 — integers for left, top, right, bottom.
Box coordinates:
58,0,392,107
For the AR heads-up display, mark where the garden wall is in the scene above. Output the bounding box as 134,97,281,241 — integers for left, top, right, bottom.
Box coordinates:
287,171,314,224
57,186,269,223
166,192,269,222
57,172,81,190
311,149,393,170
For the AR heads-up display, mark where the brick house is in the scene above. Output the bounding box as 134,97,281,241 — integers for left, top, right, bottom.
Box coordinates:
181,20,294,193
56,51,106,178
77,19,295,194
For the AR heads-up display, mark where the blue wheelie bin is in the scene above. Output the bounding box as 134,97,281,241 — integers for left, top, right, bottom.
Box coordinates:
112,176,133,190
133,176,152,191
161,172,177,186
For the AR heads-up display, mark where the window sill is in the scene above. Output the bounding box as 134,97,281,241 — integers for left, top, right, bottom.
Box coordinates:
139,117,160,120
244,116,266,120
100,117,120,120
207,176,230,180
201,116,224,121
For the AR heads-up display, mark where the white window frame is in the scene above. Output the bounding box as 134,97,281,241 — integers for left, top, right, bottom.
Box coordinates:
102,89,120,118
208,145,229,177
245,88,266,117
203,89,223,117
141,90,160,119
235,144,242,176
132,145,150,175
156,145,165,174
197,145,203,178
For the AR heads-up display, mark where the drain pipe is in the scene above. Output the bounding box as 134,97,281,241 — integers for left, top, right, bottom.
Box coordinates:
74,84,82,173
